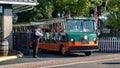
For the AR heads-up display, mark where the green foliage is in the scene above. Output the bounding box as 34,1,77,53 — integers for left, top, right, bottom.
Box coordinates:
17,0,54,22
99,0,120,37
107,0,120,28
17,0,105,22
107,0,120,12
37,0,54,18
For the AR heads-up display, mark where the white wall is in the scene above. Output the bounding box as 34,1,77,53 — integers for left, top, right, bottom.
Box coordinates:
2,9,13,50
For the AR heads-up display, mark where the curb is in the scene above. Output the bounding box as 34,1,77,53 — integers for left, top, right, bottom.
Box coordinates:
0,50,23,62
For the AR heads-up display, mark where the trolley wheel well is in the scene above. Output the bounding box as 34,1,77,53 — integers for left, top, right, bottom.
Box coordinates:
59,44,69,56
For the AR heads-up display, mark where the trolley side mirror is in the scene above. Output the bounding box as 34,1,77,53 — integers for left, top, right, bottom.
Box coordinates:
96,29,102,38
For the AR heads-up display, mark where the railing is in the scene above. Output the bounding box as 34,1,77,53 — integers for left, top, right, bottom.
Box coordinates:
98,37,120,52
0,0,37,3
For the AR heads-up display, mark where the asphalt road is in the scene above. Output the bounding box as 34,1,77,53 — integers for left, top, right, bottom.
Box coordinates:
0,50,117,66
50,59,120,68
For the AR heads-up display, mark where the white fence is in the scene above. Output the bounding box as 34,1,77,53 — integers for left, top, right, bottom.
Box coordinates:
98,37,120,52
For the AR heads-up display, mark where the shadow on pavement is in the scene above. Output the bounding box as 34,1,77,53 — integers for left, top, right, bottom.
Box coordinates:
102,62,120,65
23,50,86,58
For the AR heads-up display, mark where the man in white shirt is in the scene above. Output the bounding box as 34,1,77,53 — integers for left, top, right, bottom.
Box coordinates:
35,28,43,37
32,26,43,58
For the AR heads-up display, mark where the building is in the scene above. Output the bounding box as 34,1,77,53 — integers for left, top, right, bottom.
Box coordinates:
0,0,38,56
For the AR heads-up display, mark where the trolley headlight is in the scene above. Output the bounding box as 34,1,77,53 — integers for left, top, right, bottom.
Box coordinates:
70,38,75,42
94,38,97,44
84,35,88,40
94,38,97,41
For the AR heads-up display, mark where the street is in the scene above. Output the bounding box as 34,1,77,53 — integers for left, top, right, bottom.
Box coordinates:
48,59,120,68
0,51,120,68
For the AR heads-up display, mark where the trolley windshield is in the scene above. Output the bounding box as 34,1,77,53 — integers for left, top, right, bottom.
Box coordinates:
66,19,95,32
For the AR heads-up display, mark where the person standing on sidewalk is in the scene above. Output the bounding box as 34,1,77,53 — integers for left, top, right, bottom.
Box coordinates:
32,26,43,58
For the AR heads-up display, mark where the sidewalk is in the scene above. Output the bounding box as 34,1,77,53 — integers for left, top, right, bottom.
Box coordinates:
0,50,23,62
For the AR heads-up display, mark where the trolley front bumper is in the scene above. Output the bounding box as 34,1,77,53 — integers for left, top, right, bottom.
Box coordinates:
69,46,99,53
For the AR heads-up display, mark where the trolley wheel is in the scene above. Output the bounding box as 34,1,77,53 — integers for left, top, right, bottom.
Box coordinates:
84,52,91,56
60,46,69,56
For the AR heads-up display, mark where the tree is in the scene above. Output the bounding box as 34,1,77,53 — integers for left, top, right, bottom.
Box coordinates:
17,0,105,22
107,0,120,28
17,0,54,22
